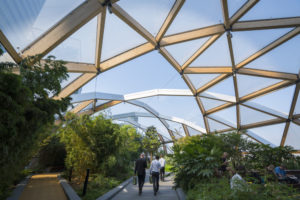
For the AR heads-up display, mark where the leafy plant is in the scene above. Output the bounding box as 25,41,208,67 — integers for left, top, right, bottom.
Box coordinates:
0,48,70,198
142,126,161,163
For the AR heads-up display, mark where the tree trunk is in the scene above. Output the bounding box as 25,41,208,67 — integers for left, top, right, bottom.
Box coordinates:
150,152,153,164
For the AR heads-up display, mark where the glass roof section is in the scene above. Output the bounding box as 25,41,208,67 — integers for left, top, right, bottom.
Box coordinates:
190,34,231,66
0,0,84,50
166,0,223,35
240,0,300,20
1,0,300,150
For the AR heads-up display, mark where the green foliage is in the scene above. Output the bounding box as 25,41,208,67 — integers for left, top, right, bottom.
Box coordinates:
101,125,143,177
59,113,121,179
38,134,66,168
243,143,296,170
170,131,299,193
170,134,223,190
186,178,299,200
0,48,70,198
74,174,122,200
142,126,161,161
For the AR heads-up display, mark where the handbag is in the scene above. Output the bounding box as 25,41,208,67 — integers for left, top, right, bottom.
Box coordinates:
133,176,137,185
149,174,153,184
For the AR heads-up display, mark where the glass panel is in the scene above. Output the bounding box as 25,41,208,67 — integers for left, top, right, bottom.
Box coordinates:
232,28,292,64
165,37,208,65
187,126,202,136
166,120,185,138
101,10,147,61
249,85,295,116
165,143,174,154
248,123,285,146
81,51,188,94
294,92,300,115
81,103,93,112
0,0,84,50
166,0,223,35
203,76,235,97
228,0,247,17
240,105,276,125
190,34,232,66
187,74,220,90
200,97,227,111
0,51,15,63
285,122,300,149
208,118,231,132
240,0,300,21
45,17,97,63
209,105,237,127
241,134,258,143
237,74,282,97
61,73,82,89
134,96,205,129
118,0,175,36
246,34,300,74
100,102,146,117
96,100,110,107
138,117,172,141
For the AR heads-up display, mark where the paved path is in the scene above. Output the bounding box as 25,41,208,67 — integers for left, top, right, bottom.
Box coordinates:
112,172,178,200
19,174,67,200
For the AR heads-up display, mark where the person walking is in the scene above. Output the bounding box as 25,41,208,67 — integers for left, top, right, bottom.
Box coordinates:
135,153,147,195
159,155,166,181
150,155,161,196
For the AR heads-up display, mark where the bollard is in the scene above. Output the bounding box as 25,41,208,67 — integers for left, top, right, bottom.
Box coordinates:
82,168,90,196
69,167,73,182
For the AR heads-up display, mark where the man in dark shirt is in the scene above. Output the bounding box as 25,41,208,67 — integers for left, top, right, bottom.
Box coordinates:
135,153,147,195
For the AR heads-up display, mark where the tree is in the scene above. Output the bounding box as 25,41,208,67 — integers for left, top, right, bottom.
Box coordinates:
142,126,161,163
59,113,121,179
0,48,70,198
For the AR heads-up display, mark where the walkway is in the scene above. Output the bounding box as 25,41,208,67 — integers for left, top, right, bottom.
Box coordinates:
19,174,67,200
112,172,178,200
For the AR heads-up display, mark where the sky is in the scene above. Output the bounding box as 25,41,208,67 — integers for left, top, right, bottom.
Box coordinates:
0,0,300,148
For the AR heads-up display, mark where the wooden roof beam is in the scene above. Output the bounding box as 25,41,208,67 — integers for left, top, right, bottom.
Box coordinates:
238,68,298,80
229,0,259,25
232,17,300,31
22,0,105,57
53,73,97,100
236,27,300,69
0,30,22,63
156,0,185,42
184,67,232,74
240,80,293,102
112,4,156,45
160,24,225,46
95,9,107,68
100,43,154,72
70,100,94,113
182,34,222,70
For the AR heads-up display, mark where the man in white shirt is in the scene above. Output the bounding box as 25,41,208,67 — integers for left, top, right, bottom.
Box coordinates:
150,155,161,196
159,155,166,181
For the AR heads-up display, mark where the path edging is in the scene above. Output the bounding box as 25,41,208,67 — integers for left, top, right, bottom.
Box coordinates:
175,187,186,200
59,178,81,200
6,175,32,200
96,177,133,200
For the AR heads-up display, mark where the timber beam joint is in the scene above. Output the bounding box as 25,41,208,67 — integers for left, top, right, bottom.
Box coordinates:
97,68,101,75
180,69,184,75
225,25,233,38
155,42,160,50
101,0,112,13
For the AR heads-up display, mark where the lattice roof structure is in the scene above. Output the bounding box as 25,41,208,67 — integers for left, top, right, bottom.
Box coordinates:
1,0,300,152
